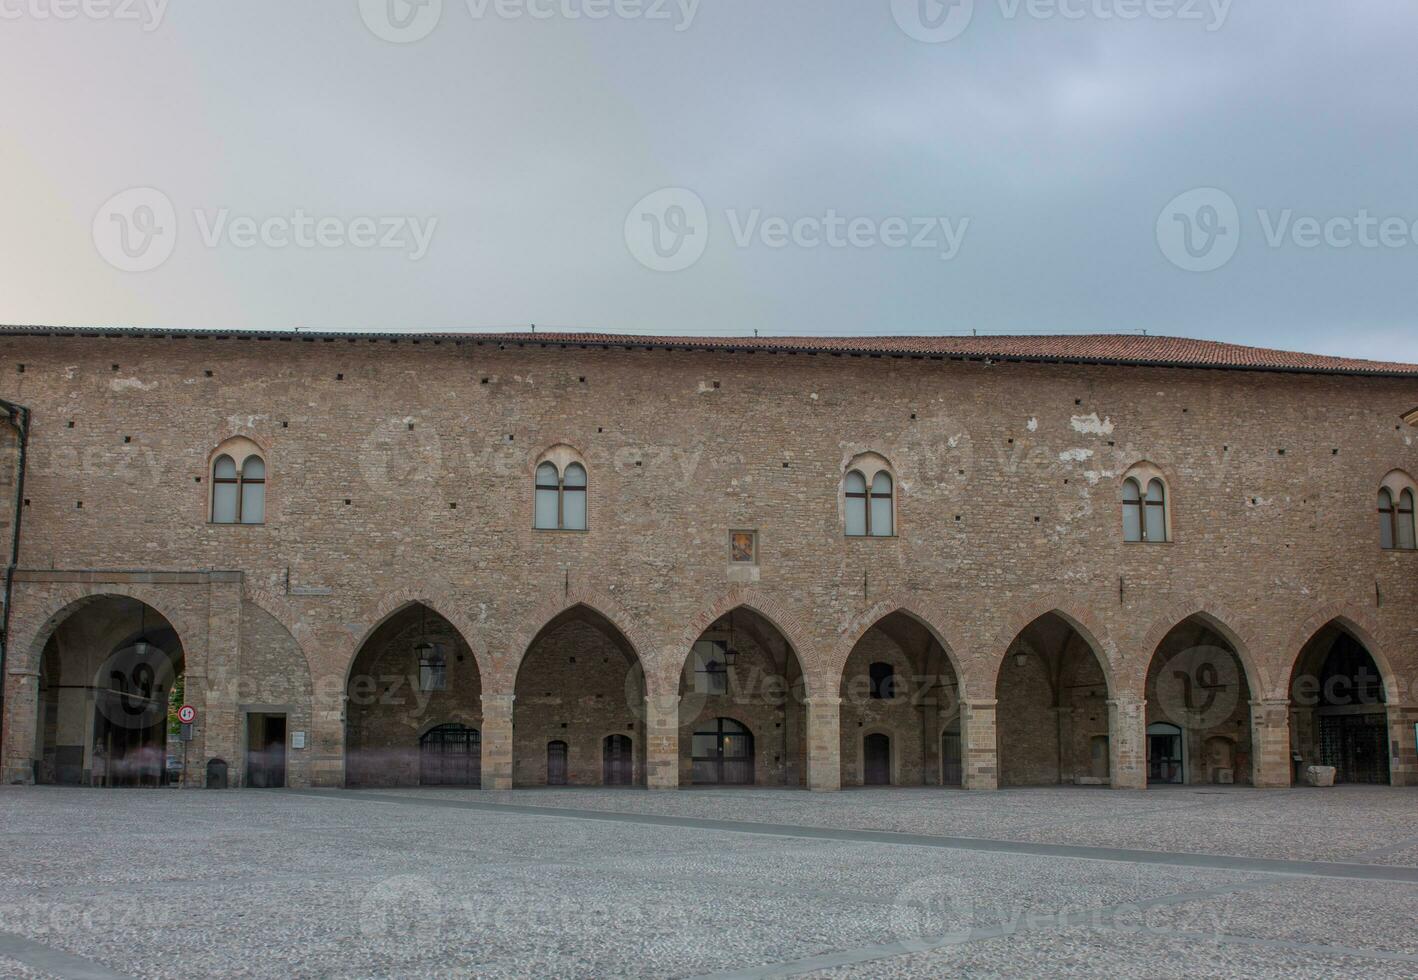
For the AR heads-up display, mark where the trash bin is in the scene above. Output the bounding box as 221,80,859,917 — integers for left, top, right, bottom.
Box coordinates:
206,758,229,789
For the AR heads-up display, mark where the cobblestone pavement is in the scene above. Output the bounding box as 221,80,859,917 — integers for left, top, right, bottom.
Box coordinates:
2,786,1416,978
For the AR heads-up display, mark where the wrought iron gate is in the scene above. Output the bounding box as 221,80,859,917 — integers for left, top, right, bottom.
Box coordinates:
419,724,481,787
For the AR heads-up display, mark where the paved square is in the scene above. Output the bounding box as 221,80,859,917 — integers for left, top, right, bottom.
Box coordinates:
2,786,1417,978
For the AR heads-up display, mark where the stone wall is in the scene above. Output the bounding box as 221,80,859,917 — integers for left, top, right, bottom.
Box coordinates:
0,333,1414,790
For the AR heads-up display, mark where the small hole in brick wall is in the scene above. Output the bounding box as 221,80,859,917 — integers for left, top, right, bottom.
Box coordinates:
1034,516,1041,523
336,373,344,381
67,420,74,428
23,499,29,507
449,502,457,509
123,436,131,444
1075,398,1081,405
955,515,961,521
569,656,576,663
578,376,586,383
281,421,288,428
783,461,790,468
75,501,82,509
1278,448,1286,455
407,422,414,430
481,377,489,384
1064,478,1069,484
910,412,917,420
506,434,514,442
1107,440,1115,447
1224,445,1230,452
560,722,568,729
204,370,213,378
16,364,23,373
712,380,721,389
958,469,964,475
1007,438,1014,445
1332,448,1339,455
344,499,351,506
456,654,464,662
111,364,119,371
597,427,604,433
194,477,201,484
635,460,642,467
627,722,634,731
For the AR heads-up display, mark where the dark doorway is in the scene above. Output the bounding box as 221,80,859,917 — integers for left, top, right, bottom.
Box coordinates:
420,724,481,786
941,729,962,787
1147,723,1183,784
691,718,754,785
1320,714,1389,784
246,713,287,788
864,733,891,785
603,734,633,786
547,740,569,785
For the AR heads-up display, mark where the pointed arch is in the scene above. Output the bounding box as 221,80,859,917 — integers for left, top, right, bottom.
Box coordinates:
836,595,969,701
672,588,814,695
505,588,651,692
1284,601,1394,699
1138,600,1267,699
991,596,1118,697
347,586,490,685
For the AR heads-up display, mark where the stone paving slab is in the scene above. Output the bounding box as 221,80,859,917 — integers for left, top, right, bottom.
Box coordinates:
2,786,1417,978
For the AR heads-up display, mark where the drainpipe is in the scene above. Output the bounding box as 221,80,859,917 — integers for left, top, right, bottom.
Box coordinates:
0,398,31,761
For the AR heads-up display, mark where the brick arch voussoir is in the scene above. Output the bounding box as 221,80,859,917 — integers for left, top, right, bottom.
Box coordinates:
988,593,1121,699
349,585,491,687
836,593,971,702
1136,597,1270,699
15,584,203,676
671,587,822,697
502,587,654,694
1283,600,1394,700
241,587,318,696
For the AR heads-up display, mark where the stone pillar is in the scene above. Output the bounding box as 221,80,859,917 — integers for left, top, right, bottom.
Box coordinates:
644,694,680,790
200,575,243,788
1051,705,1075,784
480,693,514,790
1107,697,1147,789
1249,699,1292,788
1386,704,1417,787
1,668,40,784
962,698,998,790
806,695,841,792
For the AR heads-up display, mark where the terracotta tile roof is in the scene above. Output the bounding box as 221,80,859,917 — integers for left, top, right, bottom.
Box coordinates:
2,325,1416,377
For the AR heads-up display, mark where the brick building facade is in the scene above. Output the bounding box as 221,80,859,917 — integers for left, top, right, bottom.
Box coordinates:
0,328,1415,793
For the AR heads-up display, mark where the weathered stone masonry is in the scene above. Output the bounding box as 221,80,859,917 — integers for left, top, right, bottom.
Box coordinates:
0,328,1414,791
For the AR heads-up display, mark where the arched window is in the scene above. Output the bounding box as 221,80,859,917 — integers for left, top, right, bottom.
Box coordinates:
870,472,894,537
844,471,868,536
210,442,266,525
533,454,588,531
1380,486,1416,550
1122,478,1143,542
844,457,895,537
1122,467,1168,543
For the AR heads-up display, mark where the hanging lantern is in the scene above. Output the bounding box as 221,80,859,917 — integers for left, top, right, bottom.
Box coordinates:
722,611,740,666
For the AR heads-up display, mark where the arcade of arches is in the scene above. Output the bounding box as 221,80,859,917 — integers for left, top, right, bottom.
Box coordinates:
5,596,1417,791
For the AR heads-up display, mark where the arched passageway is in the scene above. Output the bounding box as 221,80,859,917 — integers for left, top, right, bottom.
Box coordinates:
513,606,645,787
345,603,481,787
32,596,184,787
1145,617,1254,785
996,613,1113,786
680,608,806,787
1289,623,1390,784
840,612,960,787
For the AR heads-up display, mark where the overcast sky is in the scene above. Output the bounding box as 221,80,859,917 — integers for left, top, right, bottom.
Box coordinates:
1,1,1415,360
